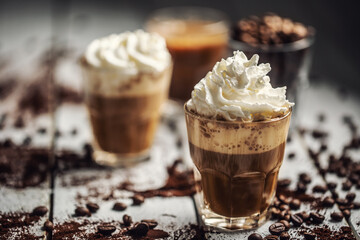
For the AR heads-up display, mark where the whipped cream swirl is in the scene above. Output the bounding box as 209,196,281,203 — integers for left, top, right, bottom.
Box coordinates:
187,51,294,121
84,30,171,75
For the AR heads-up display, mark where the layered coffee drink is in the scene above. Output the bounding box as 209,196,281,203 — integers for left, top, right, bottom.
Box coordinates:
146,7,229,101
185,51,293,230
81,30,172,166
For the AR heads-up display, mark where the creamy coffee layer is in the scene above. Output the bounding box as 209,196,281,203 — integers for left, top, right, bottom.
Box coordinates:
82,64,172,97
185,108,291,155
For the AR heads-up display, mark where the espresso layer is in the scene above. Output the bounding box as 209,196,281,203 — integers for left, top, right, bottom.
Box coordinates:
87,92,165,154
190,142,285,218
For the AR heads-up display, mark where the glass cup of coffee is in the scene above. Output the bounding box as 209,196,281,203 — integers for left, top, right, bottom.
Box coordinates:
146,7,229,101
185,106,291,230
80,31,173,167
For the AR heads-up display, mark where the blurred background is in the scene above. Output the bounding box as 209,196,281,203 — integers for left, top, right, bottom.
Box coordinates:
0,0,359,93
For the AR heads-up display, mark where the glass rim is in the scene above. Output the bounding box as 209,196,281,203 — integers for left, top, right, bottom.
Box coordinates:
146,6,230,32
230,26,315,53
184,102,292,125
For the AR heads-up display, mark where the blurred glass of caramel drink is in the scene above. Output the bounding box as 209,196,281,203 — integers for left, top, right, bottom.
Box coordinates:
146,7,229,101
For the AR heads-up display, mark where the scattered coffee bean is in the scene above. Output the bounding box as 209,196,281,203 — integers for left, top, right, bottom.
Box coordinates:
342,180,352,190
270,208,281,219
353,202,360,209
37,127,47,134
342,209,351,219
304,232,316,240
22,136,32,146
320,144,328,152
32,206,48,217
279,232,290,240
299,173,312,184
113,202,127,211
86,202,99,213
128,222,149,237
123,214,132,226
43,220,54,231
132,194,145,205
289,199,300,210
349,174,359,183
264,235,279,240
71,128,77,136
279,204,290,211
337,167,347,177
97,225,116,236
310,212,325,224
75,206,91,217
327,182,337,190
346,192,356,202
296,182,307,193
141,219,158,229
278,195,290,204
279,220,290,230
277,179,291,188
287,153,295,159
248,233,263,240
298,211,310,221
312,185,327,193
330,212,343,222
322,197,335,208
14,116,24,128
269,222,285,235
336,198,348,206
290,214,303,226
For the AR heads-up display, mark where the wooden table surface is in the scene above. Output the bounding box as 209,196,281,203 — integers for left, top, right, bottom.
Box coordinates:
1,48,360,240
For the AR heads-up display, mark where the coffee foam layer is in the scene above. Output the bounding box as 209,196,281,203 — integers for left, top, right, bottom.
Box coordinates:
185,109,291,155
82,64,172,97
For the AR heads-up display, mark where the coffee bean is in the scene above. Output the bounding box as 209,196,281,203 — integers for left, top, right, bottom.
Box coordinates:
296,182,307,193
330,212,343,222
353,202,360,209
332,192,339,199
270,208,281,219
349,174,359,183
86,202,99,213
129,222,149,236
290,214,303,226
320,144,328,152
141,219,158,229
279,232,290,240
278,195,290,204
346,192,356,202
298,211,310,221
123,214,133,226
97,225,116,236
342,209,351,219
299,173,312,184
337,167,347,177
277,179,291,188
310,212,325,224
32,206,48,217
339,204,354,211
43,220,54,231
279,204,290,211
287,153,295,159
132,194,145,205
37,127,47,134
322,197,335,208
312,185,327,193
289,199,300,210
113,202,127,211
22,136,32,146
304,232,316,240
336,198,348,206
282,214,291,221
279,220,290,230
248,233,263,240
342,180,352,191
264,235,279,240
327,182,337,190
269,222,285,235
75,206,91,217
